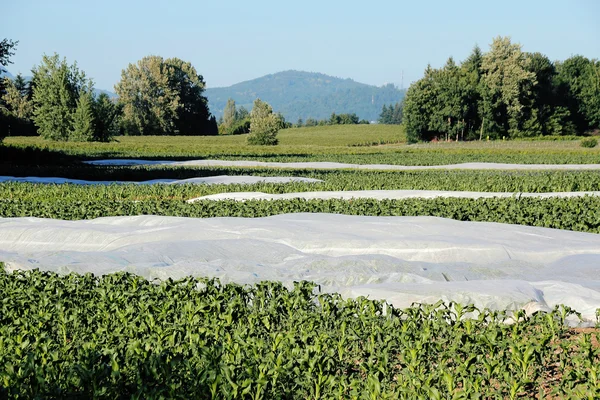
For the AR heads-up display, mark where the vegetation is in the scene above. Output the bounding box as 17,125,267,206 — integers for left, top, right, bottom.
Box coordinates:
0,38,20,141
7,126,600,165
1,196,600,233
580,137,598,148
30,54,95,141
404,37,600,142
247,99,281,145
115,56,217,136
378,101,403,124
205,70,406,122
4,169,600,199
219,99,250,135
0,267,598,398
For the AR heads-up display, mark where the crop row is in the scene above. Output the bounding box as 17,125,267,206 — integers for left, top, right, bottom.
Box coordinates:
0,267,598,399
2,197,600,232
3,169,600,203
3,139,600,167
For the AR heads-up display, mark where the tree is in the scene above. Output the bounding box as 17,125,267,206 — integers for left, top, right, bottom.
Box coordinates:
71,90,95,141
115,55,216,136
2,77,33,120
248,98,279,145
480,37,537,138
93,93,120,141
0,38,18,141
31,54,91,141
222,98,238,128
461,45,484,139
556,56,600,133
237,106,249,120
403,65,443,142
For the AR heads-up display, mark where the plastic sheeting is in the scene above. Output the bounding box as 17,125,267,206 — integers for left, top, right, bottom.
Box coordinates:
85,159,600,171
0,175,322,185
1,213,599,323
188,190,600,202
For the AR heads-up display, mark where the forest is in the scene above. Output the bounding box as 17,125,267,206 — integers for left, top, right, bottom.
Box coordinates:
403,37,600,142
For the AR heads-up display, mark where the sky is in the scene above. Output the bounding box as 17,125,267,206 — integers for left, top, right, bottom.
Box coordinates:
4,0,600,91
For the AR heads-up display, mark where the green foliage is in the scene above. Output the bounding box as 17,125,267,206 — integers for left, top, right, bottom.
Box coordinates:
221,118,250,135
403,37,600,142
2,195,600,233
378,102,403,124
10,127,600,166
0,38,18,141
0,268,598,398
6,169,600,199
580,137,598,148
1,75,36,137
222,98,238,128
71,90,95,141
248,99,279,145
115,56,216,136
329,112,357,125
557,56,600,132
31,53,92,141
92,93,120,142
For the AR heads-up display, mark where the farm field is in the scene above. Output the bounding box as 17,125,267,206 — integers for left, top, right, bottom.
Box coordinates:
2,128,600,398
4,124,600,165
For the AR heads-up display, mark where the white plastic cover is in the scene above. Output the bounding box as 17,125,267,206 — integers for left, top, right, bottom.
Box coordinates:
0,175,322,185
85,159,600,171
1,214,599,323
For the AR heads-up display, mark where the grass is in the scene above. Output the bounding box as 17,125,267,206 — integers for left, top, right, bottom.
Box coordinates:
4,125,600,165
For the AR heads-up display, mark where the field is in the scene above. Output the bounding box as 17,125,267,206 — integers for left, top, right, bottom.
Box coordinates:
1,126,600,398
4,124,600,165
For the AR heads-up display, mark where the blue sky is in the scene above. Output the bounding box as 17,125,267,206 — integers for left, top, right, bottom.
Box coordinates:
4,0,600,90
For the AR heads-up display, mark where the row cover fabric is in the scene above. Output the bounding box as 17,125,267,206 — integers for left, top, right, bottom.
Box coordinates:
1,214,598,324
85,159,600,171
0,175,322,185
188,190,600,202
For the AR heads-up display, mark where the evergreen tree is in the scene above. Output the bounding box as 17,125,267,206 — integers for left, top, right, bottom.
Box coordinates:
71,90,95,141
93,93,120,141
31,54,90,141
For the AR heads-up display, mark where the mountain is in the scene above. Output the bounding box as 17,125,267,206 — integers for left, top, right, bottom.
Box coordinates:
1,70,117,99
205,70,405,122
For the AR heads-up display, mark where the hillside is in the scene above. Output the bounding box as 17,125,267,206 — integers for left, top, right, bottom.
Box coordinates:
205,70,405,122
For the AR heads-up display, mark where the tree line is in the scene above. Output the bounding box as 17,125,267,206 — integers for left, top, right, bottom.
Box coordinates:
403,36,600,142
294,113,370,128
0,41,220,142
0,40,285,145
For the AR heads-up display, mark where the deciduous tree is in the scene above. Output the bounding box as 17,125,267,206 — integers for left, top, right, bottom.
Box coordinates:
115,56,216,135
248,98,279,145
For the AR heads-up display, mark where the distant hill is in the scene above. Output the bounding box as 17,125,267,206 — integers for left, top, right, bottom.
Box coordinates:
205,70,405,122
1,70,117,99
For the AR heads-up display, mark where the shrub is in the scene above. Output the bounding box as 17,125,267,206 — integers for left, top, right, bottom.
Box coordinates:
580,137,598,148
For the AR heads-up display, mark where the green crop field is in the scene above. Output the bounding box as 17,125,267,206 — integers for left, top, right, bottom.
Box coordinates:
2,128,600,399
4,125,600,165
2,169,600,202
2,196,600,233
1,267,598,399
